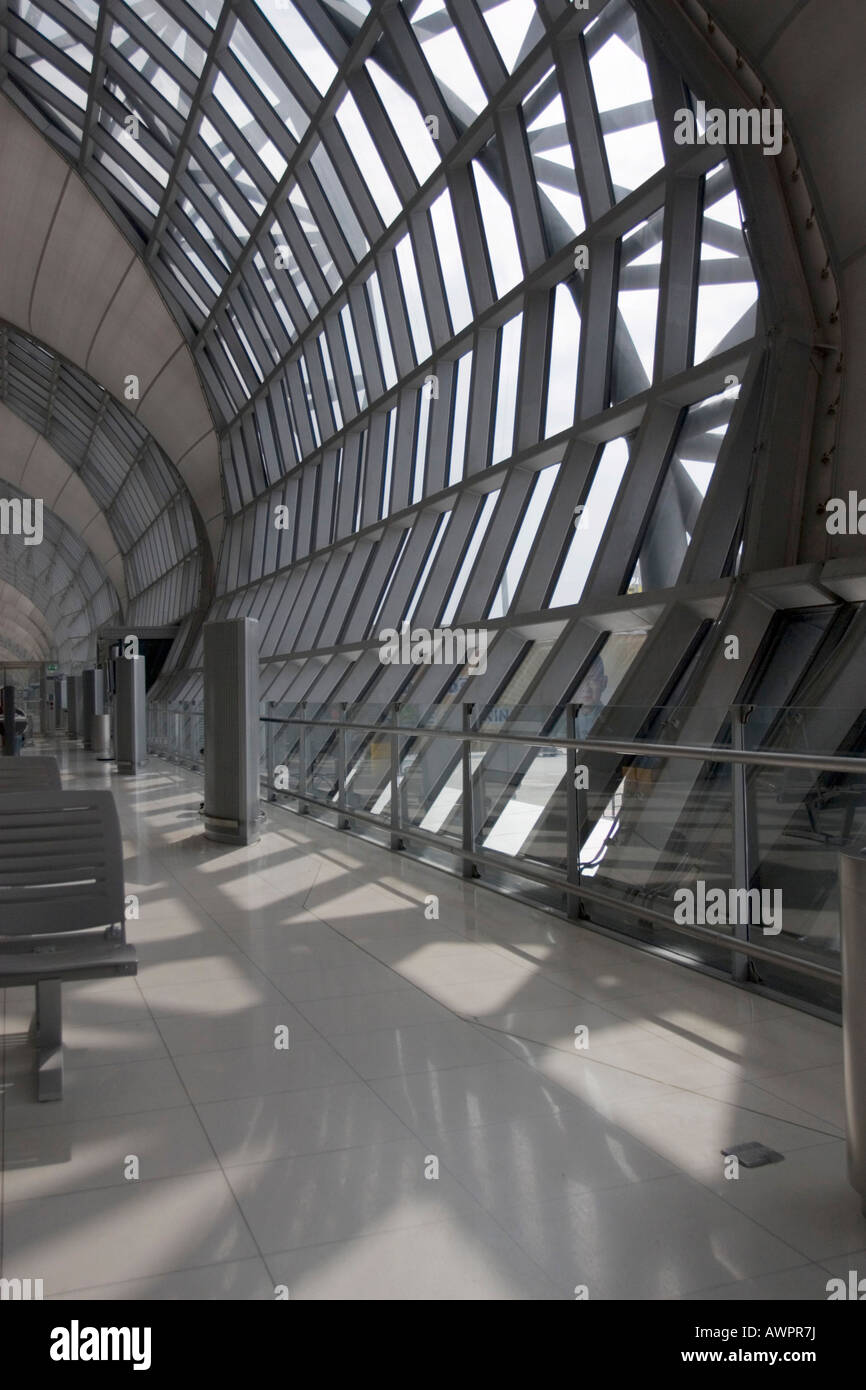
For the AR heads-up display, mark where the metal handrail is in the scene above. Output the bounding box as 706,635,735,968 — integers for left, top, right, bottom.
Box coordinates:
146,698,857,993
252,778,841,987
251,703,857,992
259,710,866,776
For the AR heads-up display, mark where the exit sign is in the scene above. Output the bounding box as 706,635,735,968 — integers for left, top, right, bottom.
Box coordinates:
46,663,58,672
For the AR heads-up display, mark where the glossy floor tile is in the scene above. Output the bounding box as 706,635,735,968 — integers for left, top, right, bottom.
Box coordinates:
684,1264,834,1301
495,1174,806,1299
224,1136,480,1253
2,1172,258,1293
327,1017,514,1080
196,1081,413,1167
50,1258,277,1302
3,1107,219,1201
264,1211,564,1300
0,745,854,1301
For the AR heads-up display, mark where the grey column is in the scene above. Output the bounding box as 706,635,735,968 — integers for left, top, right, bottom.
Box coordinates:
91,713,111,758
52,676,64,733
39,667,49,736
840,853,866,1216
67,674,81,739
81,668,104,751
115,654,147,773
2,683,19,756
203,617,261,845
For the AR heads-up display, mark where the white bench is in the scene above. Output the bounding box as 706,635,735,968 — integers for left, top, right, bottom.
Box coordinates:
0,756,62,791
0,789,137,1100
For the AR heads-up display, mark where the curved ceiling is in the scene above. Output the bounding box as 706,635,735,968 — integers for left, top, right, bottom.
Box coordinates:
0,397,127,605
0,580,54,661
0,321,206,631
0,85,223,562
0,478,120,664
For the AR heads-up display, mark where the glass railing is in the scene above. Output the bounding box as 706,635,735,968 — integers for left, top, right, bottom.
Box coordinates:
145,698,866,1012
146,700,204,769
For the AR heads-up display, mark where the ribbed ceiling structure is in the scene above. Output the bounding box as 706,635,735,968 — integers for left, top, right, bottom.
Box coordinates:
0,477,120,662
0,0,863,989
0,322,204,634
0,578,56,661
0,77,223,609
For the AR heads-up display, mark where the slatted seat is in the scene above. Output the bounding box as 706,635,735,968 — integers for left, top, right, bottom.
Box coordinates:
0,789,136,1100
0,756,62,791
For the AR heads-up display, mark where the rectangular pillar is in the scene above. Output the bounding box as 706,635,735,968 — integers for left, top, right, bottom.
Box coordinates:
81,668,104,751
203,618,261,845
2,683,20,756
67,674,81,739
115,654,147,773
52,676,64,733
39,667,49,736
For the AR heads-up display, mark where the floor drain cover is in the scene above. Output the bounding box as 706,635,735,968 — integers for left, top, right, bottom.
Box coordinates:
721,1142,785,1169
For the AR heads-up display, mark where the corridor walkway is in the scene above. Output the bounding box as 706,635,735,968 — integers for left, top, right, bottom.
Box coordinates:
0,744,860,1300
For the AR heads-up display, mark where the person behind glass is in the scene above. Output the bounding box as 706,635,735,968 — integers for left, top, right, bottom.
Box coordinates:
575,661,608,741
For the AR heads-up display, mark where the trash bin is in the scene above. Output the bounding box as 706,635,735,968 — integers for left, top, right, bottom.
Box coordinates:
92,712,111,759
839,852,866,1216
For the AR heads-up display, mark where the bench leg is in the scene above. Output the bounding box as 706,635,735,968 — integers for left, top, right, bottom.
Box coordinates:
33,980,63,1101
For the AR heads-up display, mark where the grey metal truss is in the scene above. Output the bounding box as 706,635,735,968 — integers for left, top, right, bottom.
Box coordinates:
0,478,120,663
0,320,204,639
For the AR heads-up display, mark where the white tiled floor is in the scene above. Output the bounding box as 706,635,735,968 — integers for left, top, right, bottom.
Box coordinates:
0,743,859,1300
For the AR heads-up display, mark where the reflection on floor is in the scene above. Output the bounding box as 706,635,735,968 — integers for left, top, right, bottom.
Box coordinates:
0,744,860,1301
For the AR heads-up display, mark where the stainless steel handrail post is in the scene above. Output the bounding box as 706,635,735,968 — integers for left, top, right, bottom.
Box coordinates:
390,702,403,851
297,701,309,815
265,700,276,802
565,703,584,920
462,703,477,879
337,702,350,829
730,704,755,984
